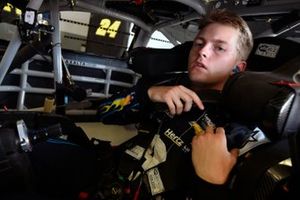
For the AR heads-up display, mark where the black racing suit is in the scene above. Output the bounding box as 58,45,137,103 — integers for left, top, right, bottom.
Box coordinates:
96,73,246,199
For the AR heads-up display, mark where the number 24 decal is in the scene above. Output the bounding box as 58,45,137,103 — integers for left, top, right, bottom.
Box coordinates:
96,19,121,38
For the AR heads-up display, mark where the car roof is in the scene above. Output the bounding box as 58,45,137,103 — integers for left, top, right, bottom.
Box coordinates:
41,0,300,44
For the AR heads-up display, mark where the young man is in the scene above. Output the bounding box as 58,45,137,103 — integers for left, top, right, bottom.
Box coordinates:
97,8,253,199
146,8,253,197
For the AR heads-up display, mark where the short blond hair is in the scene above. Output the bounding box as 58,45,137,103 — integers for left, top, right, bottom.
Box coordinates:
199,9,253,61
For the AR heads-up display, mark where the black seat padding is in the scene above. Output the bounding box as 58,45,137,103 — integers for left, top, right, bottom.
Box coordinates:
127,41,193,77
247,37,300,72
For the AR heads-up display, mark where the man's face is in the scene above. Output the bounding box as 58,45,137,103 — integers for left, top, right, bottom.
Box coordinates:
188,23,241,90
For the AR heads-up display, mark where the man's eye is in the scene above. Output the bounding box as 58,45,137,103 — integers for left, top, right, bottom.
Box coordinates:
194,41,204,47
215,46,225,52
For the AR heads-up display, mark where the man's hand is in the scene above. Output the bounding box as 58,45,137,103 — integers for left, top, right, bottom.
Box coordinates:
191,126,239,185
147,85,204,115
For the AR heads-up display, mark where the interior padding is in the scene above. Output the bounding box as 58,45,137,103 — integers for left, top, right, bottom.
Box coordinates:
127,41,193,77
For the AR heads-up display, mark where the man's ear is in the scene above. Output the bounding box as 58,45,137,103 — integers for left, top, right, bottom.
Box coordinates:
236,62,247,72
231,62,246,75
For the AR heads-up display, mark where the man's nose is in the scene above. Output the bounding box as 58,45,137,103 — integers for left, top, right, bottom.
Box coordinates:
198,44,210,58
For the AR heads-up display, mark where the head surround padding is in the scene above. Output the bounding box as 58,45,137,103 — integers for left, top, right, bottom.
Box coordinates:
127,41,193,77
247,37,300,72
222,70,297,140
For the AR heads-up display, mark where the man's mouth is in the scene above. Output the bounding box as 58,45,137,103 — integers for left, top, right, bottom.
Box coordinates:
192,62,207,70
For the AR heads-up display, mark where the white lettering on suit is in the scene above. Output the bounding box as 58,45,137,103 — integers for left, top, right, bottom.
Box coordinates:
163,128,184,147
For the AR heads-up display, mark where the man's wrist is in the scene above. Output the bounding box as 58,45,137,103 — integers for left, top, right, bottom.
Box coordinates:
195,170,227,185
